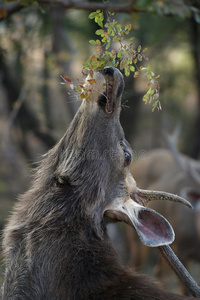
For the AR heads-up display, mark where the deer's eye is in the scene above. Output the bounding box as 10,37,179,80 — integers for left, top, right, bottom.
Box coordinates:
124,150,132,167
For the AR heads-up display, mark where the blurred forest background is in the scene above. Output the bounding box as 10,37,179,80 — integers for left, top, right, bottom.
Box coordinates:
0,0,200,292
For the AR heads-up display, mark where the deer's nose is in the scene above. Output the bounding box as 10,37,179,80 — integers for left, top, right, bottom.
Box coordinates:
103,67,115,75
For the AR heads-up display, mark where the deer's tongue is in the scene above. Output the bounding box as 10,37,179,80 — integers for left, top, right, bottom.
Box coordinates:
105,83,113,114
105,198,174,247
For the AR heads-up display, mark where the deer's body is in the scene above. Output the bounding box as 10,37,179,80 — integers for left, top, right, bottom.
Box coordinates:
1,68,199,299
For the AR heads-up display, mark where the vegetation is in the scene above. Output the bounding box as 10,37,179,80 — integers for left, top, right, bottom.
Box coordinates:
62,10,161,111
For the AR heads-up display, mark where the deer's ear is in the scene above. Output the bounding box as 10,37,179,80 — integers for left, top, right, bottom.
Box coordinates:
129,204,174,247
105,199,174,247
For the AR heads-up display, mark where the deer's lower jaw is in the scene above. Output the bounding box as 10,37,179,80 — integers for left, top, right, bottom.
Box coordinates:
99,67,124,114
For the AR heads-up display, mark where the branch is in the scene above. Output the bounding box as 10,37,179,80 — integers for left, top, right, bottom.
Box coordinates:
39,0,140,12
0,0,142,21
159,245,200,297
0,2,24,20
1,0,200,21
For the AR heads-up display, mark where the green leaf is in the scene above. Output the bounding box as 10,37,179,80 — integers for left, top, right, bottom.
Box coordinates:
120,59,125,70
105,41,110,50
96,39,101,46
89,11,98,19
76,86,82,93
143,94,149,103
147,88,152,95
147,88,155,96
108,27,115,36
96,29,104,36
130,66,135,72
142,47,148,53
133,71,139,78
95,12,104,28
146,65,151,71
125,24,132,32
124,67,130,77
129,37,134,42
113,36,119,42
102,36,108,43
116,24,122,33
117,51,122,58
89,40,97,45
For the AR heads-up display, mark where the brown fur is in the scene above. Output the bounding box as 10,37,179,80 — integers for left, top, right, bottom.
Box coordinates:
1,68,198,299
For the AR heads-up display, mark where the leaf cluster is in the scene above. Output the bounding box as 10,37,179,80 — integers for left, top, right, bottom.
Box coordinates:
63,10,161,111
87,10,161,111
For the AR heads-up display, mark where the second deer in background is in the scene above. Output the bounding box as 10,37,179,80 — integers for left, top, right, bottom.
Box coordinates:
129,148,200,294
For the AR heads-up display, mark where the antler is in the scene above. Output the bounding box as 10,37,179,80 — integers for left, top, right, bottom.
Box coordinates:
134,188,192,208
162,118,200,186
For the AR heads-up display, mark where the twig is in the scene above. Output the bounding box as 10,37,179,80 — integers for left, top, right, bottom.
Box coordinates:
159,245,200,297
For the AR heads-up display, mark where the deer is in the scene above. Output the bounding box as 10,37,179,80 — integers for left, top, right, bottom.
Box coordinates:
129,147,200,294
1,67,200,299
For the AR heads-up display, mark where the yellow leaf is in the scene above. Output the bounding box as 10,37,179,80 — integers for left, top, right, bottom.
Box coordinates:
87,79,96,85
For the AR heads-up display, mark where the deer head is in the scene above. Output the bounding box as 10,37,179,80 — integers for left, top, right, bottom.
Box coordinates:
37,67,191,247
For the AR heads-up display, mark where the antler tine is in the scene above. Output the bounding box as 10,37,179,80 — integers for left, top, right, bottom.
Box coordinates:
135,188,192,208
186,157,200,186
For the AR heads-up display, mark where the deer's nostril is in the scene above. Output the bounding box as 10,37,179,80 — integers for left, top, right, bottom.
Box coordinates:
104,67,114,75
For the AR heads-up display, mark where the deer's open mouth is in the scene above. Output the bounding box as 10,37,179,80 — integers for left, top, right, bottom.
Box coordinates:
105,78,114,114
98,67,124,114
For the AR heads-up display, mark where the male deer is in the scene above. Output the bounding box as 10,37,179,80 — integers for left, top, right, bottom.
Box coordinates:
1,67,200,299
